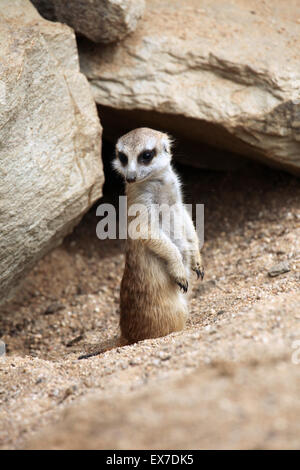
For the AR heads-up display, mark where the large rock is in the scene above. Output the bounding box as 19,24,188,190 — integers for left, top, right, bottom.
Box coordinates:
31,0,145,44
79,0,300,175
0,0,103,305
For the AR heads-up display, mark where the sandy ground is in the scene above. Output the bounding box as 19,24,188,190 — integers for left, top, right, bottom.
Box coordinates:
0,162,299,449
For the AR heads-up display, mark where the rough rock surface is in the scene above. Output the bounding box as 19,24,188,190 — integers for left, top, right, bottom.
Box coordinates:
31,0,145,44
0,0,103,304
0,164,299,449
79,0,300,174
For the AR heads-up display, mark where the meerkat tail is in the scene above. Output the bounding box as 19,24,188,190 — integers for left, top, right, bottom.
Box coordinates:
78,336,129,360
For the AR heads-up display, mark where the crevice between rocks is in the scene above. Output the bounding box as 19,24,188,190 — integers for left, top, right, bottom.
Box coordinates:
97,104,284,177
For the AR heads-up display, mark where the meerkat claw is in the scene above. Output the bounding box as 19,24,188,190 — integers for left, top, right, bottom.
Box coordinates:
193,265,204,281
176,279,188,293
197,268,204,281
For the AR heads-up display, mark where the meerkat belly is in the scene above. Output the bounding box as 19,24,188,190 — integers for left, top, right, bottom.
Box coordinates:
120,242,188,342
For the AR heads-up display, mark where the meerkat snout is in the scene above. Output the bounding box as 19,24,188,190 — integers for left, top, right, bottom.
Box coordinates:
126,173,137,183
113,127,204,344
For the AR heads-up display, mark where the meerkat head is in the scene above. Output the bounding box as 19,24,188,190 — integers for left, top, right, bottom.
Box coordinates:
113,127,173,183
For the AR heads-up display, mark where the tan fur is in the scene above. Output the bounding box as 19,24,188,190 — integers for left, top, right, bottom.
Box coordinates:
120,240,187,342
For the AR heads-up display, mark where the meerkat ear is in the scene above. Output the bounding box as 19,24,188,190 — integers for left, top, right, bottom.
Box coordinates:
162,134,173,154
112,147,122,173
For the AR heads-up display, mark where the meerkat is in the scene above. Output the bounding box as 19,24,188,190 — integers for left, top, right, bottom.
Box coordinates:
113,127,204,344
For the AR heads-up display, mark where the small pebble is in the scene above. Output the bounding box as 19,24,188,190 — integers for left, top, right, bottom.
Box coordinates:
268,261,290,277
157,352,171,361
129,358,141,366
43,302,65,315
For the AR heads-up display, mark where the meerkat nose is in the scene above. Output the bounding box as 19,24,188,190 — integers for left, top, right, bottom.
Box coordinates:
126,172,137,183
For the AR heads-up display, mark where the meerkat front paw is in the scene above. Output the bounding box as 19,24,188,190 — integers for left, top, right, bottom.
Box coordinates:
168,262,189,293
191,250,204,281
175,277,189,293
192,262,204,281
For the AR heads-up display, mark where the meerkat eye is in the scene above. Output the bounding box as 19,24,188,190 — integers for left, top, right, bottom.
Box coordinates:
118,151,128,166
138,148,156,164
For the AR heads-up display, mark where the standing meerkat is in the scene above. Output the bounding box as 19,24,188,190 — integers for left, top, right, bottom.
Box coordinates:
114,127,204,343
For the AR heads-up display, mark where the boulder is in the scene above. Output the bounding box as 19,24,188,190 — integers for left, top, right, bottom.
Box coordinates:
31,0,145,44
0,0,103,305
79,0,300,175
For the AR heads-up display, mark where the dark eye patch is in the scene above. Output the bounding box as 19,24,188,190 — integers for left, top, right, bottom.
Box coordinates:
118,151,128,166
138,148,156,165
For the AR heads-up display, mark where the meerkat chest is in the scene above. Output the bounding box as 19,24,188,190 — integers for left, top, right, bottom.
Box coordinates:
127,172,184,244
128,175,181,207
152,176,185,238
153,176,181,207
